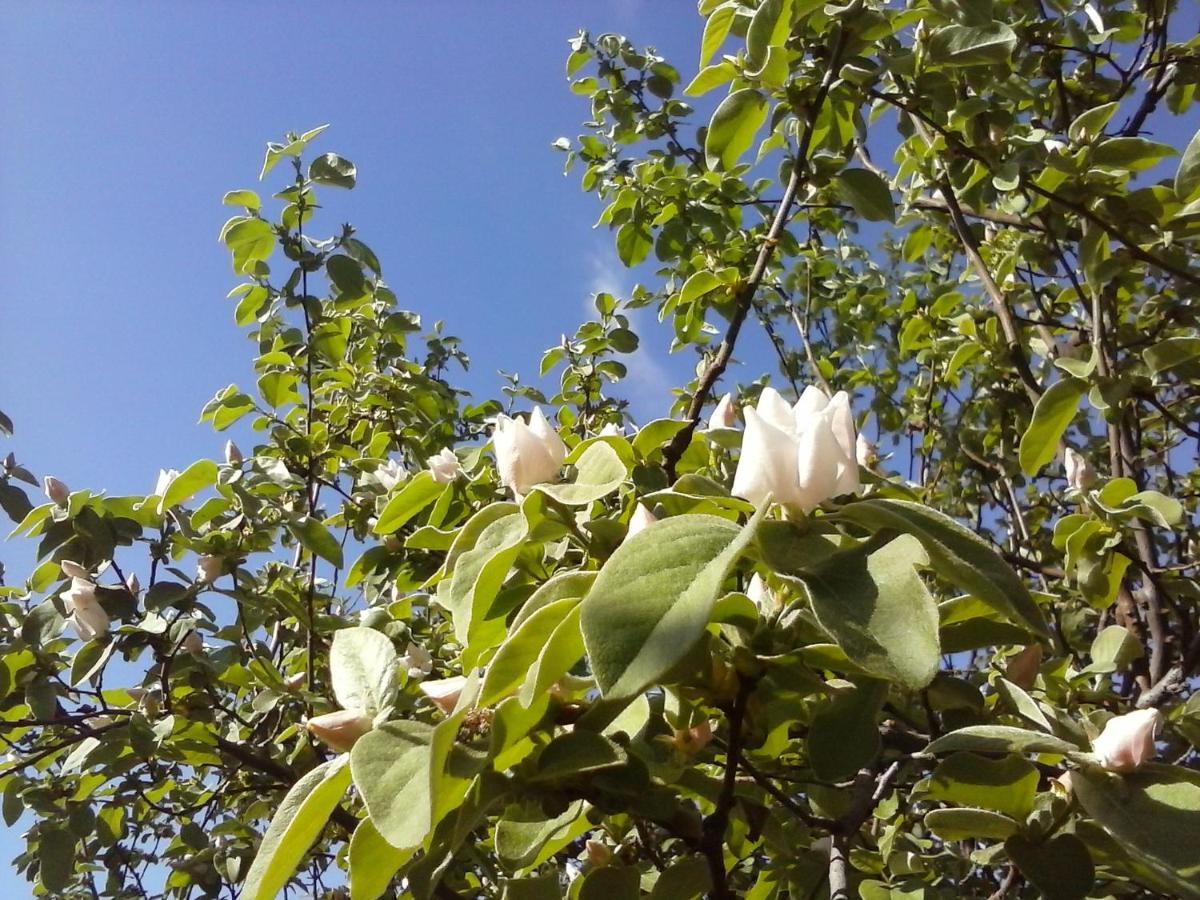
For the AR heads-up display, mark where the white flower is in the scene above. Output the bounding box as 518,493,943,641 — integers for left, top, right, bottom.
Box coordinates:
598,423,625,437
731,386,859,513
492,407,567,497
61,577,110,641
44,476,70,506
1064,447,1097,492
856,433,878,469
196,555,224,584
305,710,374,753
426,448,462,485
60,560,89,580
419,676,467,715
1044,138,1068,153
224,440,243,466
154,468,180,497
376,459,406,492
708,392,738,430
399,642,434,679
1092,708,1159,772
625,503,658,540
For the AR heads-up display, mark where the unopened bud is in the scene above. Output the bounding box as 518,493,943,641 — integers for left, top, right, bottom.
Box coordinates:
44,476,70,506
306,709,374,753
224,440,243,466
419,676,466,715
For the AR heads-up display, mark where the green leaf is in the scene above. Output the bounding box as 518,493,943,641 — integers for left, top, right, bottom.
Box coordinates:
833,168,895,222
926,752,1039,818
159,459,218,514
927,23,1018,67
374,471,445,534
1176,127,1200,201
350,721,436,850
288,515,345,568
330,626,398,715
1093,137,1177,172
1083,625,1143,674
309,153,356,188
745,0,791,73
1144,336,1200,373
39,827,76,893
222,217,276,273
700,2,736,67
242,757,351,900
441,511,529,658
799,534,939,688
581,506,764,699
705,89,768,171
223,189,261,211
925,725,1077,756
684,61,737,97
349,818,414,900
535,442,627,506
326,255,368,299
479,598,580,708
680,271,725,306
924,807,1019,841
616,222,652,267
1068,102,1120,142
1005,834,1094,900
532,730,626,782
1019,378,1085,476
520,603,586,708
807,682,886,781
501,875,563,900
1073,765,1200,898
835,500,1049,637
495,800,585,871
649,856,712,899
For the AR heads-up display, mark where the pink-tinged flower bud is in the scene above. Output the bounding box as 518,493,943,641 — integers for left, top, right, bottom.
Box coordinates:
1092,708,1159,772
44,476,70,506
181,631,204,655
672,720,713,757
196,555,224,584
585,840,612,868
708,392,738,430
492,407,567,497
732,386,859,513
625,503,658,540
426,448,462,485
1004,644,1043,690
283,672,307,692
60,560,89,580
419,676,467,715
1063,447,1097,492
125,573,141,595
305,709,374,753
224,440,243,466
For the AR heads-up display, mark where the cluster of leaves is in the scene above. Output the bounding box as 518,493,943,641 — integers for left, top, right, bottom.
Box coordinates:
2,1,1200,898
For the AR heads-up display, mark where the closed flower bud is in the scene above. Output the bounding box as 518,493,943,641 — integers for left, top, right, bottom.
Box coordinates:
44,476,70,506
224,440,243,466
732,386,859,513
283,672,307,692
1004,643,1043,689
60,560,89,580
426,448,462,485
708,392,738,430
306,709,374,753
196,554,224,584
182,630,204,655
585,840,612,869
1064,447,1097,492
672,720,713,757
1092,708,1159,772
154,468,180,497
625,503,658,540
746,573,779,614
399,642,434,679
492,407,567,497
419,676,467,715
125,572,141,595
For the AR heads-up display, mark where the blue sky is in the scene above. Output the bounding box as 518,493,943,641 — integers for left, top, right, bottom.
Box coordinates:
0,2,706,884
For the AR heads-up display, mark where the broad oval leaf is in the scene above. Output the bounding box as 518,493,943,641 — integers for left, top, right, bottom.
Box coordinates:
581,507,763,699
349,817,414,900
705,89,768,171
159,459,218,514
288,515,344,569
926,725,1077,756
1019,377,1085,476
924,807,1019,841
1176,126,1200,202
374,471,445,534
535,442,627,506
330,626,399,715
927,22,1018,67
833,168,896,222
